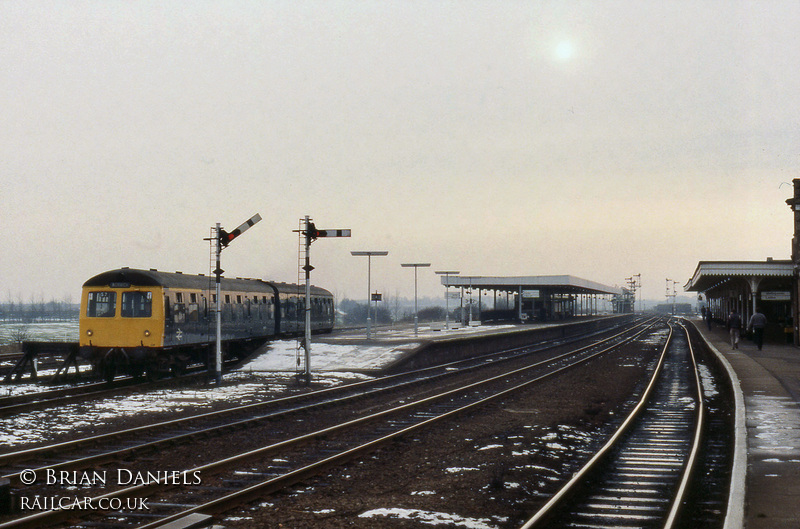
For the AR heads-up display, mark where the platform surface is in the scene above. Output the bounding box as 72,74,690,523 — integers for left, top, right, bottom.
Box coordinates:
692,318,800,529
241,320,566,372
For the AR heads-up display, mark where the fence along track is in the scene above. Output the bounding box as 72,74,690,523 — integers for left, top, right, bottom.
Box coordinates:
520,321,708,529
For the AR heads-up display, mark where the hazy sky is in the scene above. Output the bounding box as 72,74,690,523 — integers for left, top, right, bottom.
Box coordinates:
3,1,800,305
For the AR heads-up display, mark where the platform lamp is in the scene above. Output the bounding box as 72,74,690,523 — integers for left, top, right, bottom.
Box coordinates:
401,263,431,336
351,251,388,339
435,270,460,330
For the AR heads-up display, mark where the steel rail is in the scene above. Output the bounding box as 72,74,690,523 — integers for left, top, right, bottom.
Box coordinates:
519,323,674,529
0,321,660,529
0,363,230,417
662,321,706,528
519,319,710,529
132,320,663,529
0,318,654,475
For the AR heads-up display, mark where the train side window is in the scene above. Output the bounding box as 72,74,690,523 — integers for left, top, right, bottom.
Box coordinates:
174,303,186,323
121,291,152,318
87,291,116,317
187,303,199,322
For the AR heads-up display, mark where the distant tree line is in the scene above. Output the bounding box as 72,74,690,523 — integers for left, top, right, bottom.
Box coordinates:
0,299,79,322
338,298,484,326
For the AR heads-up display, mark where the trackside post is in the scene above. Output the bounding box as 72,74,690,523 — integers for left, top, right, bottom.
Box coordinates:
296,216,350,385
209,213,261,385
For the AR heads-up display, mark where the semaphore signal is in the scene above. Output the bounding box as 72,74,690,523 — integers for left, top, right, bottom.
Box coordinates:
295,216,350,385
304,222,351,242
206,213,262,385
219,213,262,247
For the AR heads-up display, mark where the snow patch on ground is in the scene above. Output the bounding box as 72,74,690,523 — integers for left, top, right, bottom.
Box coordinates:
359,508,500,529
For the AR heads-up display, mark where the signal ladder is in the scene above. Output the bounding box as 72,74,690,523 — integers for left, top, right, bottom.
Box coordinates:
207,226,219,342
295,217,309,376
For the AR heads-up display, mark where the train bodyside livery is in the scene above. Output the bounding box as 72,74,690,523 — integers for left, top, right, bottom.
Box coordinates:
79,268,334,380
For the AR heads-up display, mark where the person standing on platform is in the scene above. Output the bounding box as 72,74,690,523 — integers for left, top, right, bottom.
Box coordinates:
748,308,768,351
727,309,742,349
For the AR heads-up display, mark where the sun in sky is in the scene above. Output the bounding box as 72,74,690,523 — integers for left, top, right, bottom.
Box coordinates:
554,39,575,61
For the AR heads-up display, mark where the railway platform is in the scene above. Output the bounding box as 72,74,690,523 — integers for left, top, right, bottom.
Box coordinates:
691,317,800,529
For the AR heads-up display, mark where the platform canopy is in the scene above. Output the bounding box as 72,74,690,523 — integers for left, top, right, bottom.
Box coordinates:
684,260,794,292
440,275,623,296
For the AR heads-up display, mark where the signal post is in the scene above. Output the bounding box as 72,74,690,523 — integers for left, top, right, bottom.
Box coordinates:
210,213,262,385
297,217,350,384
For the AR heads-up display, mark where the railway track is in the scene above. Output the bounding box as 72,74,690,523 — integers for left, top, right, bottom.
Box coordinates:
0,318,652,474
0,362,236,418
518,319,734,529
0,319,662,528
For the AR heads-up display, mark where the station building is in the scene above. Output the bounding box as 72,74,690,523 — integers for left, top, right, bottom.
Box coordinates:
686,178,800,346
684,259,794,344
439,275,624,323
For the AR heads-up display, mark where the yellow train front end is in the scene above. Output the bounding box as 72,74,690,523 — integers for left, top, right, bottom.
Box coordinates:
79,278,166,380
79,287,165,349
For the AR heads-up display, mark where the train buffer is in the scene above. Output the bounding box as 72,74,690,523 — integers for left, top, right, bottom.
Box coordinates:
3,341,80,383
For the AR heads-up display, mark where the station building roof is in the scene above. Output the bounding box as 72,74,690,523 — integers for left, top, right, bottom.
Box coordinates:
440,275,623,296
684,259,794,292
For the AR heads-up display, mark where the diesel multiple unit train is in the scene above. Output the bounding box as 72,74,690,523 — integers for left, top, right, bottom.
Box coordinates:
79,268,335,380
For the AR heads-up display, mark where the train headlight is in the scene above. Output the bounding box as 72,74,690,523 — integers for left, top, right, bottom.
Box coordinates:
86,329,93,337
144,330,151,337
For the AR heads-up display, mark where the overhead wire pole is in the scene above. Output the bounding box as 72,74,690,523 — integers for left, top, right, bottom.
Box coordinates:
209,213,262,386
296,218,350,384
401,263,431,336
351,251,388,339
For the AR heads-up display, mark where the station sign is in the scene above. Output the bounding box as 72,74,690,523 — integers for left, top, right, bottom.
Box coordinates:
761,291,790,301
522,290,540,299
371,293,382,302
446,292,461,300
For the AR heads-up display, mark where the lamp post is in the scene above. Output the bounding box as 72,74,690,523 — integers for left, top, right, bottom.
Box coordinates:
351,251,388,339
401,263,431,336
435,270,460,330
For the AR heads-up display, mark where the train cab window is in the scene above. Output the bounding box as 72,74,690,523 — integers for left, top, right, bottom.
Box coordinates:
87,291,117,317
121,291,152,318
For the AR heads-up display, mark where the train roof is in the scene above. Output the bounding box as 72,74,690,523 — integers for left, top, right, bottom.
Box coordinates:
83,268,332,297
